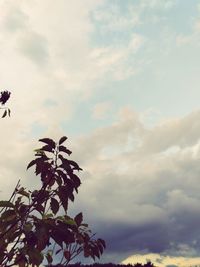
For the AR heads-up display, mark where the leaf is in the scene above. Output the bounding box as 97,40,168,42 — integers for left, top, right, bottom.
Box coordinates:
0,91,11,105
68,160,83,171
98,238,106,249
58,187,68,211
51,230,63,248
92,245,101,259
74,212,83,226
41,144,53,152
2,110,7,118
59,136,68,145
57,221,75,243
39,138,56,149
1,209,16,221
71,174,81,188
0,200,14,208
68,193,74,202
27,159,36,170
97,242,103,254
8,108,11,117
59,145,72,155
50,198,59,215
28,248,43,266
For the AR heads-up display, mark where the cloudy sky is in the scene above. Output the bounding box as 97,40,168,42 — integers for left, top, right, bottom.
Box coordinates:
1,0,200,266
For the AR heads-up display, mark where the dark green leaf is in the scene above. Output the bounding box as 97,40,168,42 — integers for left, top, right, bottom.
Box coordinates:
39,138,55,149
2,110,7,118
59,145,72,155
98,238,106,248
51,230,63,248
69,193,74,202
68,160,83,171
28,248,43,265
97,242,103,254
1,209,16,221
50,197,59,215
59,136,68,145
41,145,53,152
58,187,68,211
92,245,101,259
27,159,36,170
0,200,14,208
74,212,83,226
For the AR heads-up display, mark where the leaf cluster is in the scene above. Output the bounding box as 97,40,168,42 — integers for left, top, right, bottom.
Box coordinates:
0,137,105,266
0,90,11,118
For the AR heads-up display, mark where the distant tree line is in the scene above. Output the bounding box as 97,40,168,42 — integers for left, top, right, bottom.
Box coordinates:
47,262,155,267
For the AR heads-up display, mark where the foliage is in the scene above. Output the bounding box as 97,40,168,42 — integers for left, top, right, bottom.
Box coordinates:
0,90,11,118
0,136,106,266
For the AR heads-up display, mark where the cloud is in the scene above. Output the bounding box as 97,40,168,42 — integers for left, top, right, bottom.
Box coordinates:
89,33,144,81
139,110,200,154
65,108,200,262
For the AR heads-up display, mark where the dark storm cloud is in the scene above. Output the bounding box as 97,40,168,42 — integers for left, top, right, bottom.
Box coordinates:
81,204,200,263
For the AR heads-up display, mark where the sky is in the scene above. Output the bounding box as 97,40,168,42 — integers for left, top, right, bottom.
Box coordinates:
0,0,200,266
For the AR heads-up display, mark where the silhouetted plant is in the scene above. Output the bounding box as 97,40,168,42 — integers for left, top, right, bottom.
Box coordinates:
0,90,11,117
0,136,105,266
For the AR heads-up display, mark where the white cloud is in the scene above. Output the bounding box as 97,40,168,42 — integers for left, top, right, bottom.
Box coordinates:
122,253,200,267
89,33,144,81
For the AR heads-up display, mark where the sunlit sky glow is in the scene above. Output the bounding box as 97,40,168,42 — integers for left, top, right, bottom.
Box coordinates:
0,1,200,266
